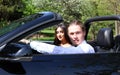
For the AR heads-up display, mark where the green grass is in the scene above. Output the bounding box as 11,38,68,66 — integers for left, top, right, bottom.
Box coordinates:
33,29,55,41
33,37,54,41
41,30,54,34
40,29,55,37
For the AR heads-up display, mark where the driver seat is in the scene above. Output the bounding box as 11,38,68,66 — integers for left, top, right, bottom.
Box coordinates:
95,28,114,52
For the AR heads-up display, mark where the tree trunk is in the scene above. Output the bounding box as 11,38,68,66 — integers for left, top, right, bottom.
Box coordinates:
115,21,120,35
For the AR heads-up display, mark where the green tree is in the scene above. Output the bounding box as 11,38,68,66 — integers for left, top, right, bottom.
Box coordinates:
0,0,38,28
0,0,24,21
34,0,94,22
0,0,24,28
21,0,38,17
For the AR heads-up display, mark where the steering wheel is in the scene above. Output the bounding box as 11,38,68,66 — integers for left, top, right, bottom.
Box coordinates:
1,43,32,57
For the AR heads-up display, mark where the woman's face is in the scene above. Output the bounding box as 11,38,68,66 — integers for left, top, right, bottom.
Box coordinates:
56,27,65,41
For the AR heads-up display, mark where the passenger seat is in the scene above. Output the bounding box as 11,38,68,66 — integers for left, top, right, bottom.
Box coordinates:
95,28,114,52
114,35,120,52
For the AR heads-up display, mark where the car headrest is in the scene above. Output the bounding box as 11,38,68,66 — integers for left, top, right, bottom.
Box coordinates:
97,28,114,49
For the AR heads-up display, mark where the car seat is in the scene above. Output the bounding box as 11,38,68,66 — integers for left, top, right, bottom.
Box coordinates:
114,35,120,52
95,28,114,52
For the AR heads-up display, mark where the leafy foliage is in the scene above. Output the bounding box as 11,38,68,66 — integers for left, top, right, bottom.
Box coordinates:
0,0,23,21
1,0,120,39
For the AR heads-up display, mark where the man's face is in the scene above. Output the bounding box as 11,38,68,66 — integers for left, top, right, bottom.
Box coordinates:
68,25,85,46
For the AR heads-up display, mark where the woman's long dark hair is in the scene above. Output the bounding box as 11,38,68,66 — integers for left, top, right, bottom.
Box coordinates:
53,23,72,46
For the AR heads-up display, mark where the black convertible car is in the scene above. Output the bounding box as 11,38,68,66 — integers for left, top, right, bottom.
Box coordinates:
0,12,120,75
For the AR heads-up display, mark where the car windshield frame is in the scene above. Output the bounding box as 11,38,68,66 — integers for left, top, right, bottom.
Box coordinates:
0,14,43,37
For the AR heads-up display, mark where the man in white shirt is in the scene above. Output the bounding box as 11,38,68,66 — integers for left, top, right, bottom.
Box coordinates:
29,20,95,54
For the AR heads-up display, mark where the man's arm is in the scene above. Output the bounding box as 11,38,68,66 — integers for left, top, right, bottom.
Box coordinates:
29,41,94,54
30,41,55,54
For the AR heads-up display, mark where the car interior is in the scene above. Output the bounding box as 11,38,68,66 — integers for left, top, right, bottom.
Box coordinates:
0,26,120,57
0,29,119,58
30,27,120,54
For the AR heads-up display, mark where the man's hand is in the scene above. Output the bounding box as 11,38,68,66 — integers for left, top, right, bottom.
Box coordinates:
20,39,30,44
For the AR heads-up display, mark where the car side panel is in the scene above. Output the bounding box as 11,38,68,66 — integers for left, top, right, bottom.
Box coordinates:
0,53,120,75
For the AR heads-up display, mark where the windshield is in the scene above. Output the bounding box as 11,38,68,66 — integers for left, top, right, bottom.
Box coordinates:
0,13,43,37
